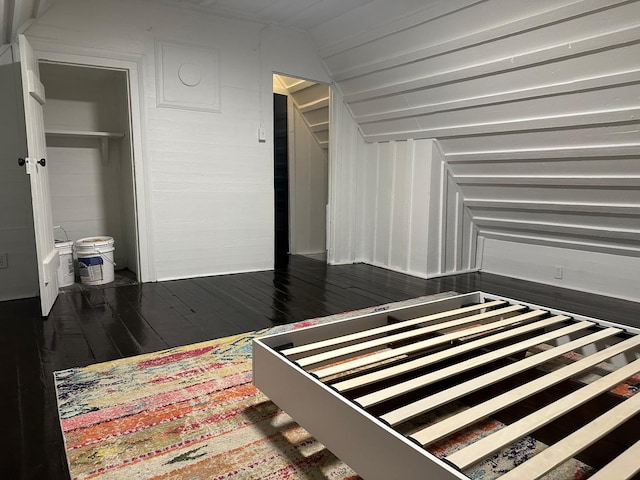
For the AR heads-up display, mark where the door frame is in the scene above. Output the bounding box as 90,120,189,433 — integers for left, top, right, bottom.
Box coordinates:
30,41,156,282
273,92,290,263
272,73,332,262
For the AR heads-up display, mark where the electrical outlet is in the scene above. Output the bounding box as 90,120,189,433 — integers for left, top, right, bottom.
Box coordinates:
0,252,8,269
553,265,563,279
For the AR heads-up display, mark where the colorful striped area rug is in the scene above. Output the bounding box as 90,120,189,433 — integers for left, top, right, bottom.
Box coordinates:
54,293,592,480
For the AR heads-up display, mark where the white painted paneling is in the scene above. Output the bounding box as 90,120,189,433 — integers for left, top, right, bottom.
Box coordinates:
160,0,372,31
38,63,122,131
0,45,38,300
329,91,471,276
482,238,640,302
46,139,128,268
351,43,640,121
312,0,473,59
408,140,432,274
41,64,133,272
389,140,410,271
290,102,328,256
328,90,362,264
8,0,637,297
11,0,331,286
332,131,460,276
262,25,332,85
355,140,377,263
373,141,393,266
316,0,640,297
116,74,138,275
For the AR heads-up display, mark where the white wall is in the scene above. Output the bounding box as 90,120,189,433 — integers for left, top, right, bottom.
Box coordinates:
9,0,637,302
482,239,640,302
328,90,364,265
319,0,640,300
116,76,137,275
289,101,327,257
39,63,122,132
354,138,443,276
0,45,38,301
41,63,132,270
329,91,472,277
6,0,331,291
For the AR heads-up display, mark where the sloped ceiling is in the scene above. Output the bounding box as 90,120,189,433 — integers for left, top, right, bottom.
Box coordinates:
306,0,640,266
160,0,377,30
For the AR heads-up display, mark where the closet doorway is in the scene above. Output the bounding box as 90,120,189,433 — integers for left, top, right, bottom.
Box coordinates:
16,36,150,315
272,74,329,265
39,62,140,286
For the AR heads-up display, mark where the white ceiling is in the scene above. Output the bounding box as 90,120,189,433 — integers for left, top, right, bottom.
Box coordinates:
159,0,375,31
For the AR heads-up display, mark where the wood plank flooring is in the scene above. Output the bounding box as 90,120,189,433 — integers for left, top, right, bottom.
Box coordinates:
1,256,639,479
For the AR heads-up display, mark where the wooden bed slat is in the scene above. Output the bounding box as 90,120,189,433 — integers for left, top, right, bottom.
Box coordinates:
296,305,526,368
281,300,506,357
355,319,596,408
381,327,621,427
313,310,559,379
255,292,640,480
333,316,577,393
447,355,640,470
498,389,640,480
588,440,640,480
411,336,640,448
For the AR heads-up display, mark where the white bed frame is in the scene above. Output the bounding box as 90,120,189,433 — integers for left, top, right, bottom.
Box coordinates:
252,292,640,480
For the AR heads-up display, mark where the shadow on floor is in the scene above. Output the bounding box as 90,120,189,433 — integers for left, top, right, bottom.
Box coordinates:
59,268,138,293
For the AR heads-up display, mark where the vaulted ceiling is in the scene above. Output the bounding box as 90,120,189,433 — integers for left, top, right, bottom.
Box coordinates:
159,0,378,30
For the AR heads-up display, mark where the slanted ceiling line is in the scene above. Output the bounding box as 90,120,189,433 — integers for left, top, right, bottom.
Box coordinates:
343,25,640,104
479,230,640,257
454,175,640,187
286,79,316,93
464,200,640,216
332,0,632,82
299,97,329,113
473,218,640,241
310,121,329,132
355,69,640,125
363,108,640,143
446,144,640,162
316,0,483,59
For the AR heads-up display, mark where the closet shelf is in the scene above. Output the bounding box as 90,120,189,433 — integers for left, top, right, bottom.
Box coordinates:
45,129,125,162
45,129,125,139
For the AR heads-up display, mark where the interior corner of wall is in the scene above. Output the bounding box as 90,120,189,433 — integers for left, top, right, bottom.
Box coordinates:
475,234,485,270
431,138,445,157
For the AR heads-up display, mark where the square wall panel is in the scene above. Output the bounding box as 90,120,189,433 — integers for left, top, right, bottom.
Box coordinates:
155,40,221,113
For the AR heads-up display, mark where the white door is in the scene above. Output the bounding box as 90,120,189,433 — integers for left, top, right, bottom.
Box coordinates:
17,34,59,316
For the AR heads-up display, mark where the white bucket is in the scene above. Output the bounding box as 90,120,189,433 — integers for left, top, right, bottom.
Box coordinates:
54,240,75,287
75,236,116,285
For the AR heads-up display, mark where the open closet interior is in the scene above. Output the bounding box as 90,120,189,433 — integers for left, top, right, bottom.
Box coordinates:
39,62,138,282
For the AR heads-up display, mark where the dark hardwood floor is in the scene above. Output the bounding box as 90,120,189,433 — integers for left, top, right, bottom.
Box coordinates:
2,256,639,479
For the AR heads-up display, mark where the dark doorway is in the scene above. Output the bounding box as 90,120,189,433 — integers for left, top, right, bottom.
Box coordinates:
273,93,289,265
